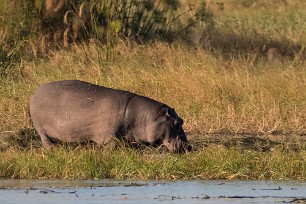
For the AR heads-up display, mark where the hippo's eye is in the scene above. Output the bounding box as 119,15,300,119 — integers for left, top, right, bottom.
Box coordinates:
173,120,179,127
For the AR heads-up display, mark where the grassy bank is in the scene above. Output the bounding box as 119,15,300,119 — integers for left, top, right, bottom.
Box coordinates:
0,0,306,180
0,145,305,180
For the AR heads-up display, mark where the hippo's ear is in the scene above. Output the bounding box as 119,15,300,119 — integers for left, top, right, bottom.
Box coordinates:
174,118,184,126
158,107,170,118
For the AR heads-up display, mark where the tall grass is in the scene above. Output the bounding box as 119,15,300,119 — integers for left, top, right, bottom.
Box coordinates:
2,42,306,135
196,0,306,60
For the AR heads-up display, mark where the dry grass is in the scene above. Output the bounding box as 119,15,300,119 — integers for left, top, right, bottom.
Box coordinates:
2,41,306,135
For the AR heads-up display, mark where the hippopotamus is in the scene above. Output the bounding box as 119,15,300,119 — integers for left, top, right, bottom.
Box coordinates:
29,80,191,153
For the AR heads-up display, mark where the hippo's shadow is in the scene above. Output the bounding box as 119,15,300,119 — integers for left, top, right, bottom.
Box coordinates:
0,128,42,150
0,128,169,152
1,128,95,150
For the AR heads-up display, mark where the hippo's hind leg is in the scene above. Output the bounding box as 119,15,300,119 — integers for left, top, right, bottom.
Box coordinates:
35,128,53,149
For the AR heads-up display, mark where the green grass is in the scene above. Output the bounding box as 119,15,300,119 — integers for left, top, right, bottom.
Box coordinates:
0,146,304,180
0,0,306,180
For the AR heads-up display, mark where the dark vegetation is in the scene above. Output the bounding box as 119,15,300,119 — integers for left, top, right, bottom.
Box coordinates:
0,0,210,74
2,0,305,76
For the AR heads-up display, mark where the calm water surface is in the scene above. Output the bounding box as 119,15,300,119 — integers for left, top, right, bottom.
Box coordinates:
0,180,305,204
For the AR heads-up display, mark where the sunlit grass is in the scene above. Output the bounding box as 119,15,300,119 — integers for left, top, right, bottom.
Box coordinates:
2,42,306,135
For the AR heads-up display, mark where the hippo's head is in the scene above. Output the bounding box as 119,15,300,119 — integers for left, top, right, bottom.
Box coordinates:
148,106,192,153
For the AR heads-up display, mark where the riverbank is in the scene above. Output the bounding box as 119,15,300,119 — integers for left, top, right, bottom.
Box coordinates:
0,132,305,180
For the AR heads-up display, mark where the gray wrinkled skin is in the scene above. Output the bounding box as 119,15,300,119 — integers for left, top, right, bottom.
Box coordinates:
29,80,191,153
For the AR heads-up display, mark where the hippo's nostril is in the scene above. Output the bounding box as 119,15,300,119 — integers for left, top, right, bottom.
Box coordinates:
185,144,192,152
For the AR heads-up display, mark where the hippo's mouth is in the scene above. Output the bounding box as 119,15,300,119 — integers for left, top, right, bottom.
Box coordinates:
163,139,192,153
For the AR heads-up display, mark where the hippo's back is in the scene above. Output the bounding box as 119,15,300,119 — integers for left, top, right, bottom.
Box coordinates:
31,80,125,100
30,80,132,113
29,80,135,143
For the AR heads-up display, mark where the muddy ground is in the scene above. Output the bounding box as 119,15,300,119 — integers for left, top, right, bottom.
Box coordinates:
1,128,305,152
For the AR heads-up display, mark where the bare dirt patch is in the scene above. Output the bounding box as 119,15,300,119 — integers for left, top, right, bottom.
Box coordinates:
189,133,306,152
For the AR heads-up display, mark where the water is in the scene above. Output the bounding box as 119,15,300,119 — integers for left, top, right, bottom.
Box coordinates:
0,180,305,204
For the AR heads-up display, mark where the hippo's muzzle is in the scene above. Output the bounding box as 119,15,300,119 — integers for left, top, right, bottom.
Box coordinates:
166,137,192,153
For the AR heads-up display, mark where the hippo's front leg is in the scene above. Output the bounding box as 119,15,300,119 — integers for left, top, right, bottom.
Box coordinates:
35,127,53,149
